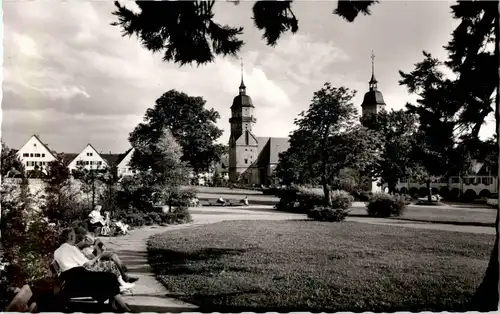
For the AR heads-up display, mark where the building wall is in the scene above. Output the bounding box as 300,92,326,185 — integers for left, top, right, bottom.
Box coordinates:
68,145,108,171
117,149,137,177
17,136,57,173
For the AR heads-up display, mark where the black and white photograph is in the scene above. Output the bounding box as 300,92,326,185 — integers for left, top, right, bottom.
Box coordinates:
1,0,499,312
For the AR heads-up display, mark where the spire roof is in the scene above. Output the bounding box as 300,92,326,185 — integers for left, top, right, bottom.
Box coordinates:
239,58,246,94
369,50,378,90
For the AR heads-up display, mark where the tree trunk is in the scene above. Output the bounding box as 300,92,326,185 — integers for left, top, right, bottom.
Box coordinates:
426,179,432,202
323,182,332,207
388,180,397,195
469,6,500,310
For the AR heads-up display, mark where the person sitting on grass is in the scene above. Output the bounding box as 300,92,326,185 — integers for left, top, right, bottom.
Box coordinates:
216,197,226,206
240,196,249,206
75,232,139,284
53,229,132,312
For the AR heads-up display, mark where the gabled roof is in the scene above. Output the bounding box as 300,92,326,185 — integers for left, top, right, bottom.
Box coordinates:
116,148,134,166
101,154,121,166
19,135,57,159
62,153,79,166
256,137,290,165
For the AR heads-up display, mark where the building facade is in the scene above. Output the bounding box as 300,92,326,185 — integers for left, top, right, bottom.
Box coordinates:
67,144,109,172
16,135,57,174
116,148,137,177
227,67,290,186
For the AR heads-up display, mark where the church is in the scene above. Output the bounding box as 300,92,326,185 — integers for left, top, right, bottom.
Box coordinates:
227,53,387,188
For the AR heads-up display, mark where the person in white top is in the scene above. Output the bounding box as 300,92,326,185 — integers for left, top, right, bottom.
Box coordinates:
88,205,105,233
53,228,132,312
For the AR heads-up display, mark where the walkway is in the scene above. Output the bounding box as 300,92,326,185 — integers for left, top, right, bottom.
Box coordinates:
100,208,303,312
100,205,495,312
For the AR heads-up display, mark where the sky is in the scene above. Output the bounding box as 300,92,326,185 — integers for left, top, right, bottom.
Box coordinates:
2,0,496,154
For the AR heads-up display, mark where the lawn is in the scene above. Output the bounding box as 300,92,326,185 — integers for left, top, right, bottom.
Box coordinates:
349,205,496,227
147,220,494,312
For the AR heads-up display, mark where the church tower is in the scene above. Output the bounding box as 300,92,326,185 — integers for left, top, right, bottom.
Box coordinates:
360,51,385,193
228,60,259,184
361,51,386,118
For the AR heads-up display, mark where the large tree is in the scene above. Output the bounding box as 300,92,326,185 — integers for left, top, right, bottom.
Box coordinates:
129,127,191,211
275,83,382,205
129,90,225,175
400,1,499,308
111,0,378,66
362,109,419,194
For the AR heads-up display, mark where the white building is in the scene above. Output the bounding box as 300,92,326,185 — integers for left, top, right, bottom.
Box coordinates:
116,148,137,177
16,135,57,174
67,144,109,172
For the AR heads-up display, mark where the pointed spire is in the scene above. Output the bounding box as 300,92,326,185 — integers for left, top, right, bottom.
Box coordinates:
369,50,378,90
239,57,246,95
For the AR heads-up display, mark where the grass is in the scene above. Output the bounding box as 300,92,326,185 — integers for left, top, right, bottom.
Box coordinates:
147,220,494,312
350,206,497,227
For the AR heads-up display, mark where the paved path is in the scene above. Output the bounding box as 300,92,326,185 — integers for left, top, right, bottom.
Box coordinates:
100,205,495,311
100,208,303,312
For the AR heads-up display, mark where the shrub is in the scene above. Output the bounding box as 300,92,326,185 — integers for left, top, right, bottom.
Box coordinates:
329,190,353,210
276,186,325,213
366,193,407,218
350,190,372,202
307,206,350,222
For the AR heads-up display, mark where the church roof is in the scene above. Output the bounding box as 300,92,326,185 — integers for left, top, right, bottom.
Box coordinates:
231,94,254,109
361,90,386,107
256,137,290,164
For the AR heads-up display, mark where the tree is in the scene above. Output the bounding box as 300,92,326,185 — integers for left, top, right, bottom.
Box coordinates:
276,83,383,205
43,154,82,226
130,128,191,211
99,165,120,213
72,163,106,210
1,142,25,178
399,1,499,308
362,109,419,194
111,0,378,66
129,90,225,175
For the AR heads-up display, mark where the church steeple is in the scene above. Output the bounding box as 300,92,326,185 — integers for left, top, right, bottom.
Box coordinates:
239,58,246,95
369,50,378,91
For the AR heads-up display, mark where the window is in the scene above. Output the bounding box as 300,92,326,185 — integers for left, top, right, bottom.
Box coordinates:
244,158,248,164
26,161,29,166
35,153,41,157
33,143,37,147
87,152,93,157
30,153,33,157
42,153,45,157
86,161,89,165
42,161,46,165
23,153,29,157
98,161,102,165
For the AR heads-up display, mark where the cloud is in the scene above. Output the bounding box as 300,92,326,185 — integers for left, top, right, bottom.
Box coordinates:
2,0,495,154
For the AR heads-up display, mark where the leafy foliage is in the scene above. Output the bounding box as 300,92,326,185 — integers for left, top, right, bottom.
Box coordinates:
328,190,354,210
1,142,25,178
129,90,225,174
42,154,85,226
307,206,349,222
127,128,192,213
276,186,324,213
72,163,106,210
366,193,407,218
362,109,419,193
275,83,383,205
112,0,377,66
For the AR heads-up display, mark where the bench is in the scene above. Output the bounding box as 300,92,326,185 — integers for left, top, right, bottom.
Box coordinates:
49,260,108,310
